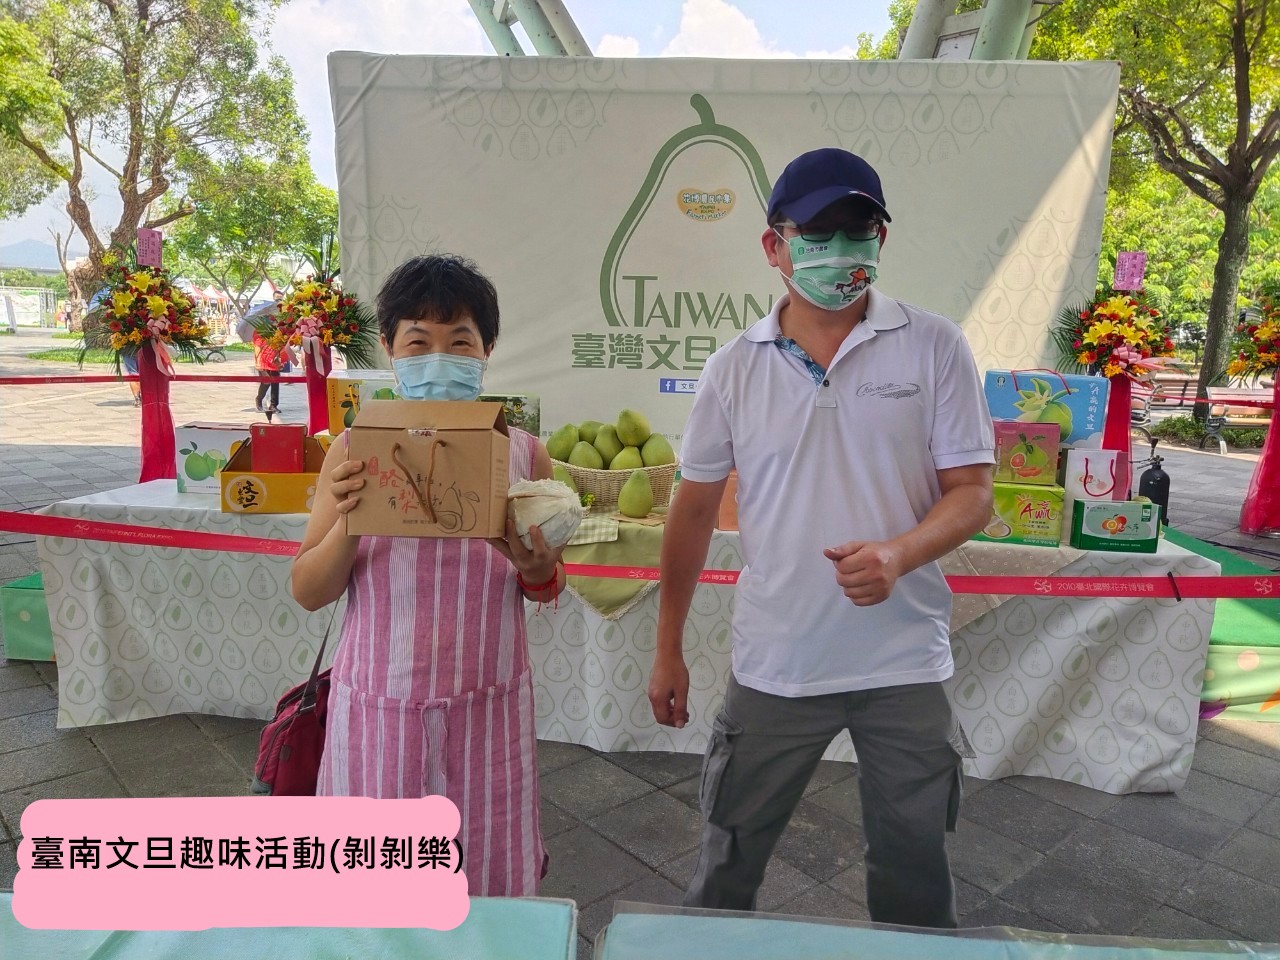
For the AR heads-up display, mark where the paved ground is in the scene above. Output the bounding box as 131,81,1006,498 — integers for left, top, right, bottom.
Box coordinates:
2,327,1279,956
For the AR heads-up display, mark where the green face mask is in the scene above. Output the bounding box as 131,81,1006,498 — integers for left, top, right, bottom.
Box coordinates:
778,230,880,311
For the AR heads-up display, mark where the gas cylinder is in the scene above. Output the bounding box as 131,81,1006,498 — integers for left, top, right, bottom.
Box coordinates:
1138,453,1171,526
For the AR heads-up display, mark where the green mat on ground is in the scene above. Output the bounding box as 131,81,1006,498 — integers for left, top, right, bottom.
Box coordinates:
1164,526,1280,720
1163,526,1280,647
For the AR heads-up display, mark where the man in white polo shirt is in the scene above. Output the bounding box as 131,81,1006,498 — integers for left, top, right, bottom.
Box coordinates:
648,147,994,927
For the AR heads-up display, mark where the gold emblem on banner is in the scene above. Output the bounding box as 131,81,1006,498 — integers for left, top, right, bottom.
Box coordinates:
677,188,735,222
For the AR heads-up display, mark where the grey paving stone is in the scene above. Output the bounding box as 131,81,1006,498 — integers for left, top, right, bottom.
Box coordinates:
188,713,265,741
1199,718,1280,760
805,779,863,826
1132,905,1247,943
1048,820,1199,900
1176,770,1272,824
1100,792,1240,858
774,884,871,923
0,682,57,720
539,825,651,906
959,779,1088,851
576,934,591,960
216,729,262,775
587,790,702,868
111,744,250,798
0,766,130,841
540,756,654,820
540,798,577,840
536,739,596,774
1249,796,1280,840
1170,863,1280,942
578,872,684,943
663,775,701,810
601,749,703,789
959,897,1063,933
1209,828,1280,886
0,663,44,693
1000,861,1158,935
1004,774,1122,818
773,799,865,882
0,841,14,890
0,738,106,793
30,661,57,684
826,862,867,904
1191,739,1280,794
945,818,1043,894
86,715,211,765
0,709,79,754
656,847,821,912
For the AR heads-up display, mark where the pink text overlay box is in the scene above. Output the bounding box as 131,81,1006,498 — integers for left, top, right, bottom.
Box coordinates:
14,796,468,930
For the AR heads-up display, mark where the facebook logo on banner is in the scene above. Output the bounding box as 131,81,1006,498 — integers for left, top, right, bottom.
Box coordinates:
659,379,698,394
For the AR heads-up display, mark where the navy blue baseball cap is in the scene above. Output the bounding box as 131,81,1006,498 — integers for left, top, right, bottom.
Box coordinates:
766,148,891,225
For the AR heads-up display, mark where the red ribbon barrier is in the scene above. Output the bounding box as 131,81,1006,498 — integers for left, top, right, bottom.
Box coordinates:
4,510,1277,599
0,375,308,384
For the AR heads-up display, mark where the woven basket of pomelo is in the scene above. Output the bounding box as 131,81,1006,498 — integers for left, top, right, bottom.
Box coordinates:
545,408,678,511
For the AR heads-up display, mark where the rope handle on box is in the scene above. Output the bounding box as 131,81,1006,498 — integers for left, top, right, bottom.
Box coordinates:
391,438,446,524
1010,368,1073,394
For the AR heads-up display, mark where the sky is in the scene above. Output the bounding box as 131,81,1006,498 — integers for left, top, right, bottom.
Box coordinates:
0,0,892,250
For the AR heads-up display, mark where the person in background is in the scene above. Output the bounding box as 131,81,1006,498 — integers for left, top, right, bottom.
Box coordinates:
648,148,995,928
252,329,284,418
290,253,565,897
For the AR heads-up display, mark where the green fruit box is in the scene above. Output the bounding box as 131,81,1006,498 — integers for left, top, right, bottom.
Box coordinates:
175,422,252,494
0,572,54,661
971,482,1066,548
993,420,1061,486
984,371,1109,449
1069,500,1160,553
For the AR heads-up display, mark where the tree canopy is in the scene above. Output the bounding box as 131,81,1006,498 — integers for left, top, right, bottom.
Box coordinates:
0,0,307,285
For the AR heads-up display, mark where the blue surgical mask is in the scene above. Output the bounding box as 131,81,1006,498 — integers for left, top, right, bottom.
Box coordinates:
777,229,881,311
392,353,487,401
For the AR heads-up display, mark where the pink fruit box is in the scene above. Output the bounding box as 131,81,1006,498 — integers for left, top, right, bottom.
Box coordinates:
993,420,1061,486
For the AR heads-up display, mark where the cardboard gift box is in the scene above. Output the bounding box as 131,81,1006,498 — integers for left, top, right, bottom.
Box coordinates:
993,420,1061,486
345,400,510,538
251,423,306,473
174,422,252,494
984,370,1109,449
220,436,328,514
971,482,1066,548
326,370,399,435
1070,500,1160,553
479,393,540,437
0,573,54,661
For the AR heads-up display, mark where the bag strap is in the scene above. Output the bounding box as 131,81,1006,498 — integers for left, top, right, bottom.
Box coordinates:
300,604,340,710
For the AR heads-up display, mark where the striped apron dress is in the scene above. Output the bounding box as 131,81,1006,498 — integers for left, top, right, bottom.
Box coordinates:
317,427,547,897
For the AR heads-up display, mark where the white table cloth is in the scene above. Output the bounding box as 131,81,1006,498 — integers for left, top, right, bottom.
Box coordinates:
37,483,1217,794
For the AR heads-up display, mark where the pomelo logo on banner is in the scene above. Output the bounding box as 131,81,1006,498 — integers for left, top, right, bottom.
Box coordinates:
586,95,777,382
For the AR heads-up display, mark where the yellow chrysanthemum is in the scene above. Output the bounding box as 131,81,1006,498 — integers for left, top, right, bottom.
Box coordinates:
1261,351,1279,367
110,334,126,350
144,295,169,319
1102,361,1124,378
1227,359,1250,377
1083,319,1117,345
322,329,334,345
128,271,157,294
128,329,144,344
1256,321,1279,342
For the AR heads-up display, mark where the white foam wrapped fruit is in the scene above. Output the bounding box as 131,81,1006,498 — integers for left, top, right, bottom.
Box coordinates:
507,479,584,550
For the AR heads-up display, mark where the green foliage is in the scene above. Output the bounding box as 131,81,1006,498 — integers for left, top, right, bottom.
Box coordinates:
856,0,914,59
1151,414,1268,448
166,157,337,313
1,0,307,281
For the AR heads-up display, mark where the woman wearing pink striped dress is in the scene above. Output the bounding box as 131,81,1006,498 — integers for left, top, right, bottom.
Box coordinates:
291,255,565,897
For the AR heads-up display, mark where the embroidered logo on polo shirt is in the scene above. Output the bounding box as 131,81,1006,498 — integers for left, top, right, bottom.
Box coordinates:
857,381,921,400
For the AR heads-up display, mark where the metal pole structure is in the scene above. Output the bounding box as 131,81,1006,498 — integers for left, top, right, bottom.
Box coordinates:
1017,3,1045,58
899,0,953,59
972,0,1035,60
465,0,527,56
533,0,593,56
508,0,570,56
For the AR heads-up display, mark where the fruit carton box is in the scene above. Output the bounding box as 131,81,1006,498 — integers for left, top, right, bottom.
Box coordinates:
220,436,327,514
983,370,1108,449
1069,500,1160,553
993,420,1061,486
175,422,252,494
326,370,399,434
971,482,1066,548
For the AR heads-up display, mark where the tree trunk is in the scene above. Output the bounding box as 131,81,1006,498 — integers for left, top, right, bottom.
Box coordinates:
1196,191,1251,419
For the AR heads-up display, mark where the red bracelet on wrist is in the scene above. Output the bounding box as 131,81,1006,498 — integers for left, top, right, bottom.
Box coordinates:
516,565,560,593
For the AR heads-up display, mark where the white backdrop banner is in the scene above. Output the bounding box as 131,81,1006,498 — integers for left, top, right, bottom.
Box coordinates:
329,55,1120,442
